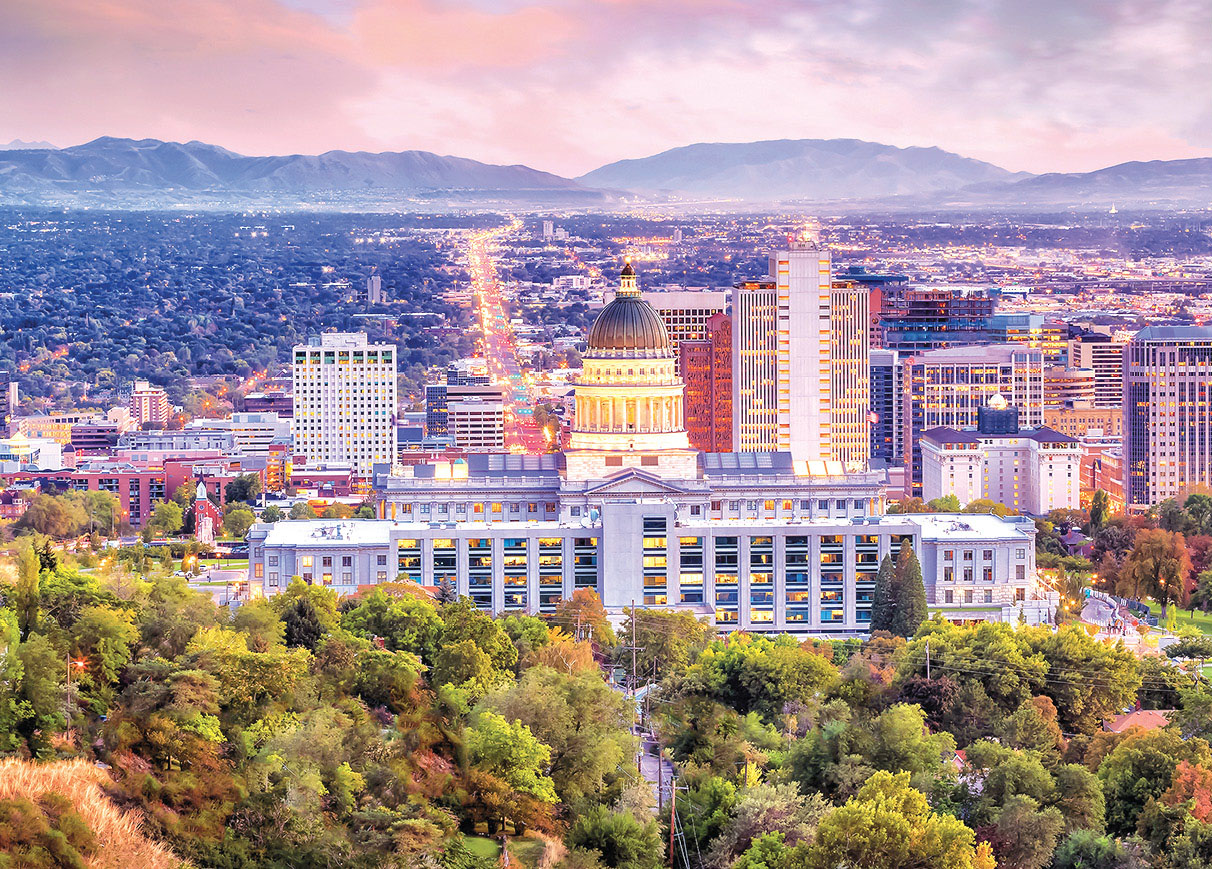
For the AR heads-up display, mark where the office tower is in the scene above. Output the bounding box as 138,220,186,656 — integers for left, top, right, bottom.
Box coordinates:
0,370,12,435
680,312,732,452
649,289,729,352
1069,332,1127,408
447,396,505,451
874,285,993,352
1124,326,1212,509
542,220,554,241
1043,403,1123,440
426,382,500,438
292,332,397,476
870,350,904,464
921,400,1082,515
733,243,830,461
986,313,1067,363
129,380,172,427
733,243,868,468
902,345,1045,494
367,274,383,305
836,266,909,349
1043,366,1096,409
829,279,871,470
672,228,683,244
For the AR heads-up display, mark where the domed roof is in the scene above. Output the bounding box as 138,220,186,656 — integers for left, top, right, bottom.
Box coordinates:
587,296,672,356
586,263,672,357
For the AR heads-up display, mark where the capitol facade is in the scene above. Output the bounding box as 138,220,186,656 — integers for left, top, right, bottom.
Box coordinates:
247,265,1054,633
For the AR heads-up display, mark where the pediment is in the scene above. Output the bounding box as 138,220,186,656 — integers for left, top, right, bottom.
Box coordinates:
581,468,691,496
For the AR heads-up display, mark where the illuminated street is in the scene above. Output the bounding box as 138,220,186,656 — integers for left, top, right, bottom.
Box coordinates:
466,220,556,455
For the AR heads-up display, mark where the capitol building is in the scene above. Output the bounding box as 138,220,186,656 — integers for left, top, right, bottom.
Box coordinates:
247,265,1053,633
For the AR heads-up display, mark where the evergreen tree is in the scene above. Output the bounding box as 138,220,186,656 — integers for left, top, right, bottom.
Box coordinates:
282,596,325,650
871,554,897,632
892,542,928,638
436,577,458,604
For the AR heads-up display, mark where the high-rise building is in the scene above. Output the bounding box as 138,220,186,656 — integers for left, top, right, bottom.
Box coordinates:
986,313,1067,363
874,285,993,352
921,400,1082,515
733,244,868,468
680,312,732,452
829,279,871,470
1068,332,1127,408
648,290,729,353
1124,326,1212,509
541,220,555,241
870,350,904,464
367,274,383,305
292,332,397,476
129,380,172,427
902,345,1046,494
1043,366,1096,409
0,370,13,435
836,266,909,349
447,397,505,451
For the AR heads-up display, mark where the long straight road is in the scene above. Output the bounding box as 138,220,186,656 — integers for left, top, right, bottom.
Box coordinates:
464,221,552,455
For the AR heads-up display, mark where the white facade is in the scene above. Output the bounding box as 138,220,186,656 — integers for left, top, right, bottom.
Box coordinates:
648,290,730,352
447,397,505,451
733,244,868,468
292,333,397,477
183,412,291,455
921,428,1083,515
247,510,1051,630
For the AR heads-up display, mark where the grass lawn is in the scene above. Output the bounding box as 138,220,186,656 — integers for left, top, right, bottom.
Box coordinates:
464,836,501,861
508,836,546,869
197,558,249,571
1171,608,1212,636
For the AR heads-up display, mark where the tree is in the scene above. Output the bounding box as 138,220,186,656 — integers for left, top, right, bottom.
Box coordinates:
172,480,197,508
619,608,712,683
984,794,1065,869
552,588,616,647
340,588,443,663
704,783,826,869
483,666,633,804
1088,489,1111,534
13,539,41,640
683,634,837,721
871,554,896,633
435,577,457,604
260,504,283,523
926,495,962,512
806,771,994,869
1098,728,1212,836
289,502,317,520
222,508,255,539
1050,830,1134,869
1166,636,1212,683
1120,528,1191,614
965,498,1016,517
147,501,184,537
566,805,664,869
467,710,557,805
1024,625,1141,734
224,473,262,504
16,494,88,539
892,542,927,638
322,503,356,519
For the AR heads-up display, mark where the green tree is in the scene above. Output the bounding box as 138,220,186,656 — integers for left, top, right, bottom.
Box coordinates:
17,493,88,539
147,500,184,537
1120,528,1191,614
806,771,993,869
222,508,255,539
433,639,501,698
871,554,896,633
986,794,1064,869
892,542,927,638
1190,570,1212,615
1166,636,1212,683
289,502,317,520
1050,830,1133,869
704,783,826,869
683,633,837,720
260,504,283,523
224,473,262,504
172,480,197,508
72,604,138,693
483,666,633,804
926,494,962,512
1023,624,1142,734
468,710,558,804
341,588,443,663
1089,489,1111,534
1098,728,1212,836
619,608,712,682
13,538,41,640
566,805,664,869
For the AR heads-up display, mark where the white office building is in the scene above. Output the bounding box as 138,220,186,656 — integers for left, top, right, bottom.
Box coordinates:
292,333,397,477
448,397,505,452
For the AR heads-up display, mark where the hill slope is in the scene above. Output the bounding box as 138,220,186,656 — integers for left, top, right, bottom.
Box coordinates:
0,137,597,204
579,138,1023,200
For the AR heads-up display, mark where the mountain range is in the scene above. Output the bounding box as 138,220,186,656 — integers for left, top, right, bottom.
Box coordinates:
0,136,1207,208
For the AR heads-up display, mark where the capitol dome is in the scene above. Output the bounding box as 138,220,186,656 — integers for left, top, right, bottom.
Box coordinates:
585,262,673,358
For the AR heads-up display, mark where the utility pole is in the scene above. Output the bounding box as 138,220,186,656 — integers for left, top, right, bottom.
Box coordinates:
657,747,663,811
630,600,637,696
668,775,677,868
926,638,931,680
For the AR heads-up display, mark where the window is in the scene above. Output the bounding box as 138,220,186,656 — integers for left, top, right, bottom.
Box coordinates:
1015,587,1026,602
983,589,993,603
254,563,264,578
269,572,279,586
268,555,279,566
377,555,387,566
1016,564,1026,582
322,557,332,568
342,556,352,567
944,589,953,603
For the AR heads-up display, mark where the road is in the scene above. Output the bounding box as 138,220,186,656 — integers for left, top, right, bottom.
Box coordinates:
465,221,555,456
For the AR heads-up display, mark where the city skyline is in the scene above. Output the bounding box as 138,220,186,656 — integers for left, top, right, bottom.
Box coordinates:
2,0,1209,177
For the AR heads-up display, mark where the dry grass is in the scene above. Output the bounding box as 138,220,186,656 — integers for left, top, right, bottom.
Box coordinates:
0,757,184,869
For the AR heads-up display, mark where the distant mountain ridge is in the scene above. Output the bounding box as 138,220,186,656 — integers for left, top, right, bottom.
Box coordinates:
0,137,596,204
1,138,58,151
0,135,1206,209
578,138,1027,200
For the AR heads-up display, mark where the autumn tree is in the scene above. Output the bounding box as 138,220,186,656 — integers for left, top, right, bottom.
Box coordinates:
1120,528,1190,614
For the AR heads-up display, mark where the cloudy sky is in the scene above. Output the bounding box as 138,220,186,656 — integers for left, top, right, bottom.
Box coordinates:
2,0,1208,176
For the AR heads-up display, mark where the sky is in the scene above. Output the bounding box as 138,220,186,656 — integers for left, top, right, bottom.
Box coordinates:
1,0,1209,177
